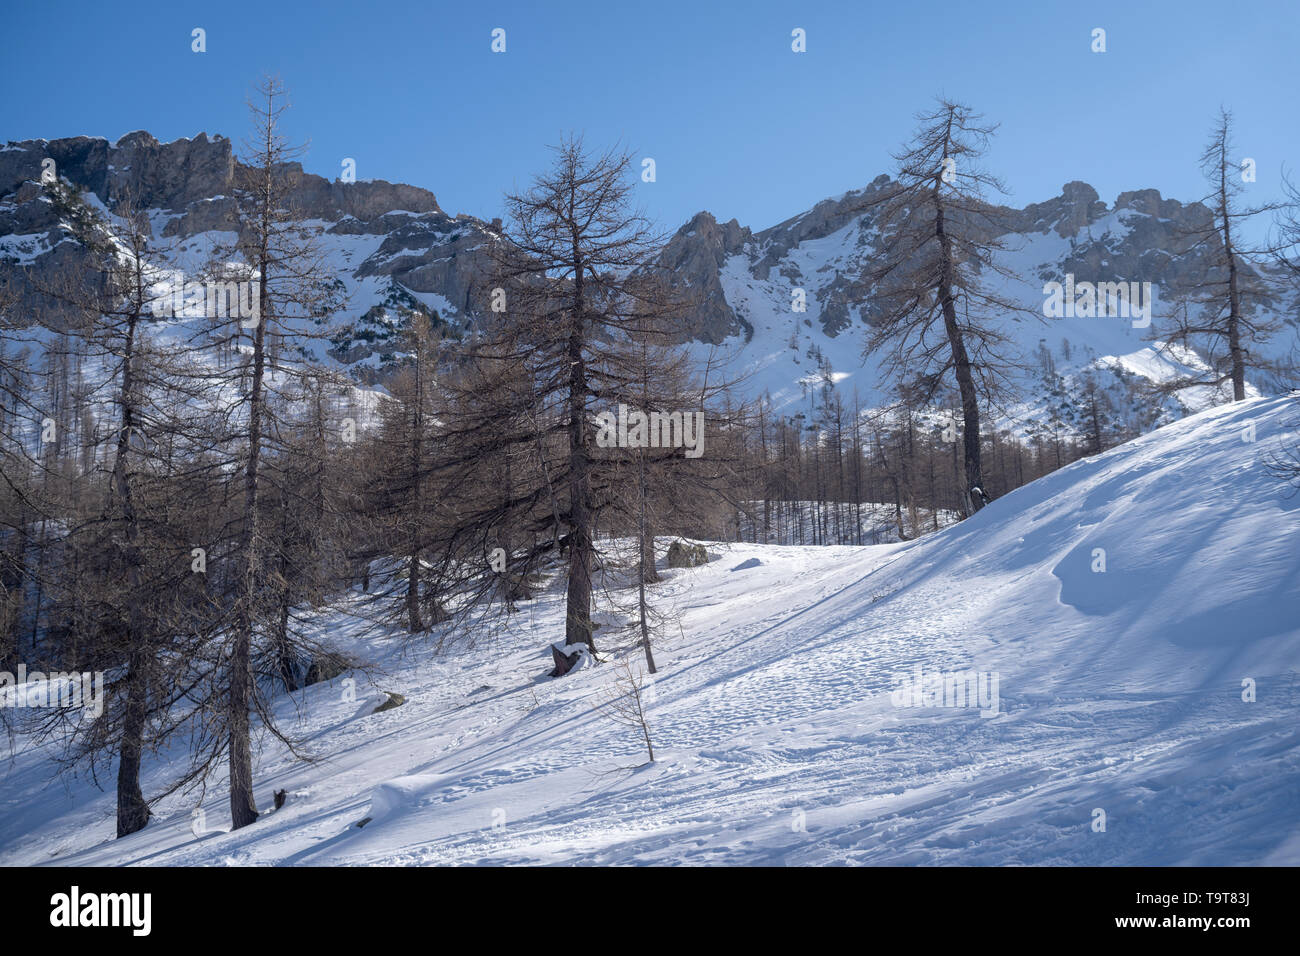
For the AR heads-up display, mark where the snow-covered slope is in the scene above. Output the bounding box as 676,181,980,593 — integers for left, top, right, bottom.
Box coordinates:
2,389,1298,867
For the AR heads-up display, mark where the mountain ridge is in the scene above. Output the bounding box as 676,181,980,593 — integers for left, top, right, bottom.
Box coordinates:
3,131,1296,426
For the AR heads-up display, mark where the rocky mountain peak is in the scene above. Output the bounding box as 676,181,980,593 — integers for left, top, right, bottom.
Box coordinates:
3,133,1294,401
1,131,443,227
1015,181,1107,236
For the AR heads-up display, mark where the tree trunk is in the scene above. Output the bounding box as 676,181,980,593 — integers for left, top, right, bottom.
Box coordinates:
638,451,657,673
406,552,423,633
229,239,268,832
564,450,594,649
564,273,595,651
116,648,150,837
112,288,150,838
407,343,425,632
936,217,984,511
275,596,296,691
228,613,259,829
1222,171,1246,401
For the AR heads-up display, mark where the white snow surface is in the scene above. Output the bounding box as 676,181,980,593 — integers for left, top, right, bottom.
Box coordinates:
2,395,1298,866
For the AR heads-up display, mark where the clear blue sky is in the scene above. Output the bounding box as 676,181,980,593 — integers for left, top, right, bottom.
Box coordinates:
3,0,1297,236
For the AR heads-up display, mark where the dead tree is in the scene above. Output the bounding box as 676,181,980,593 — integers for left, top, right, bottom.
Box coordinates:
207,76,348,830
857,98,1034,515
1155,109,1286,401
449,138,667,653
594,655,655,764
